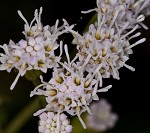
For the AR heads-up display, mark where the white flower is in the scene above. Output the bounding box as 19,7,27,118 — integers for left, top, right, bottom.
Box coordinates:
66,10,146,86
82,0,149,30
86,98,118,132
0,7,73,90
31,45,112,129
38,112,72,133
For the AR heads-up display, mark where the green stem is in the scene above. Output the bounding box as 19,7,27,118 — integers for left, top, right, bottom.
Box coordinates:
2,97,41,133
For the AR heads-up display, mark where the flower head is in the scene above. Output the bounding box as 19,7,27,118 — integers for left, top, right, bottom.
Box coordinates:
86,98,118,132
38,112,72,133
0,8,73,90
31,45,112,129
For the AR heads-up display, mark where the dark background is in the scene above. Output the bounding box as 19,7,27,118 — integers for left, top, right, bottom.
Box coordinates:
0,0,150,133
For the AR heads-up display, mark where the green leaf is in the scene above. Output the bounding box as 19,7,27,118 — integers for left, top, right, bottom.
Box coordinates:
25,70,43,81
83,13,97,33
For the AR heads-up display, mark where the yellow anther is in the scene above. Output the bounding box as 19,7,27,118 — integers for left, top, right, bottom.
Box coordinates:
56,76,64,84
49,89,57,96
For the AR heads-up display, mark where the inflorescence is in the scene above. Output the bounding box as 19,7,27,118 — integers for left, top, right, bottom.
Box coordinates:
0,0,149,132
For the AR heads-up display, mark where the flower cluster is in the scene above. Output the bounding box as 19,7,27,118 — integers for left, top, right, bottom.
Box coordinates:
86,98,118,132
31,51,112,128
67,0,149,85
0,7,72,90
0,0,149,132
39,112,72,133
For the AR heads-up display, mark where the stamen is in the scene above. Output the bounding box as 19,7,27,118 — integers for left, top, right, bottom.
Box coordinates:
37,7,43,29
81,54,91,70
59,41,63,57
98,72,102,87
137,14,145,22
70,54,79,64
119,22,129,34
89,63,102,83
1,44,10,56
121,25,139,39
64,44,71,66
98,13,105,32
77,110,86,129
54,19,59,34
40,75,48,84
29,9,38,29
139,23,148,30
53,29,68,37
18,10,30,28
85,104,93,115
81,8,96,14
125,38,146,50
58,62,74,74
108,5,123,32
65,26,83,38
123,64,135,71
33,107,49,116
129,32,141,40
39,7,43,22
62,19,69,27
92,83,98,96
109,62,119,80
10,69,23,90
97,85,112,92
30,84,45,97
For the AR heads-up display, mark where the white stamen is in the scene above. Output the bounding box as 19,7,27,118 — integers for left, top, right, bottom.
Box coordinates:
53,29,68,37
98,14,105,32
109,10,119,31
37,7,43,29
65,26,83,38
81,9,96,14
77,110,86,129
139,23,148,30
137,14,145,22
54,19,59,34
92,83,98,96
129,32,141,40
109,5,123,31
85,104,93,115
10,69,23,90
40,75,48,84
58,62,74,74
81,54,91,70
98,72,102,87
39,7,43,22
64,44,71,66
33,108,48,116
121,25,139,39
30,84,45,97
89,63,102,83
98,85,112,92
125,38,146,50
119,22,129,34
59,41,63,57
109,62,119,80
62,19,69,27
18,10,29,28
29,9,38,29
123,64,135,71
71,54,79,64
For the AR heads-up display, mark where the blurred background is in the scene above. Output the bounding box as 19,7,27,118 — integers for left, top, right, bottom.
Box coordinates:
0,0,150,133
